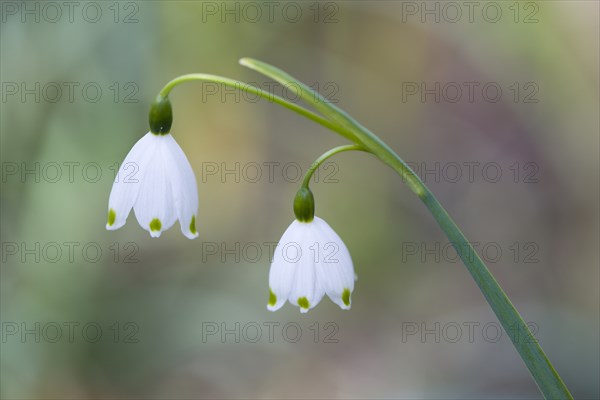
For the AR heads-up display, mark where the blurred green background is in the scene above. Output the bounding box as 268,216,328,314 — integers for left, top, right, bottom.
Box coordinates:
1,1,598,398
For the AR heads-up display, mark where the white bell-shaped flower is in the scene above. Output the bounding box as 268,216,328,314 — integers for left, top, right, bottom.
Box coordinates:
106,132,198,239
268,216,355,313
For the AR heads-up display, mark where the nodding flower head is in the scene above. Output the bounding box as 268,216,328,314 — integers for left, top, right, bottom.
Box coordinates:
106,95,198,238
106,130,198,239
268,214,356,313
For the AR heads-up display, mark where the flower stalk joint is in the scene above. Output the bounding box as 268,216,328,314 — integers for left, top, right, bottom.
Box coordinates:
149,95,173,135
293,186,314,222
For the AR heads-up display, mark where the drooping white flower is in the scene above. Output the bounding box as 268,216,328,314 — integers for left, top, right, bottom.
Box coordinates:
106,132,198,239
268,216,355,313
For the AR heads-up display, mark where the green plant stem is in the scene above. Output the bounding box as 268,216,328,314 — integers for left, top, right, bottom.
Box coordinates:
301,144,366,189
418,187,571,399
156,61,572,399
158,74,359,143
239,58,425,196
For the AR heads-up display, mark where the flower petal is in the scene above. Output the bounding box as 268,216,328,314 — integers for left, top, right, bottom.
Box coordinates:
106,132,154,230
162,134,199,239
287,222,325,313
268,220,303,311
133,135,177,237
312,217,355,310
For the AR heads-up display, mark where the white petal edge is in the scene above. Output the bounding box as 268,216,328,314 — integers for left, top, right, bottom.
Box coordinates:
162,134,199,239
312,216,355,310
267,220,303,311
106,132,156,230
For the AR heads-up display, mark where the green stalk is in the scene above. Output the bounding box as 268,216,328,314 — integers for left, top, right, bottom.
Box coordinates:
159,74,358,143
301,144,366,189
157,60,572,399
419,189,571,399
239,58,425,195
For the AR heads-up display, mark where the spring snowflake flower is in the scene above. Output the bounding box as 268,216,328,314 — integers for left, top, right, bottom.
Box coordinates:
106,131,199,239
268,216,355,313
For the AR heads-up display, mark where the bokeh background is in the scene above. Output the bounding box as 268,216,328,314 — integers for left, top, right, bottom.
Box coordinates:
1,1,598,399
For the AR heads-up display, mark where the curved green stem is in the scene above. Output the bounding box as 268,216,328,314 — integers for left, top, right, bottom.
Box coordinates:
158,74,359,143
418,188,571,398
301,144,366,189
239,58,425,196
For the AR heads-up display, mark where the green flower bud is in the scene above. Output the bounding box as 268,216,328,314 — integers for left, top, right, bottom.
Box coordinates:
293,187,315,222
149,95,173,135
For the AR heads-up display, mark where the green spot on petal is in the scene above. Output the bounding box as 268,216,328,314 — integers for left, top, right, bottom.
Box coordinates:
107,209,116,226
298,297,310,310
342,288,351,306
150,218,162,232
268,289,277,306
189,215,197,235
